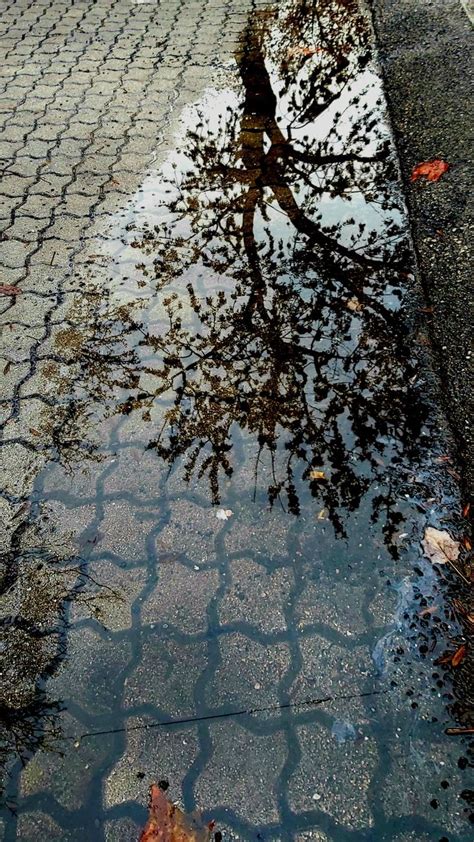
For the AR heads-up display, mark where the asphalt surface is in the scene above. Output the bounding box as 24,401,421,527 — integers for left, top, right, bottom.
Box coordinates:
371,0,474,503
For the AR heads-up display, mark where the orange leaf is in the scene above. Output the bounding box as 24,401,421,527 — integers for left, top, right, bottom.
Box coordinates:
462,502,470,518
139,785,213,842
310,470,326,481
288,45,324,58
419,604,438,617
434,651,453,666
0,284,22,295
410,159,449,183
451,644,466,667
462,536,472,551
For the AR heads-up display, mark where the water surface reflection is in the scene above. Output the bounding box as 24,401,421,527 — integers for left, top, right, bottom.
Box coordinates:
87,0,424,550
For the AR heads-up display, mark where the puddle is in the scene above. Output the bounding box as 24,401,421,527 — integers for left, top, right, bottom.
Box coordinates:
1,1,472,840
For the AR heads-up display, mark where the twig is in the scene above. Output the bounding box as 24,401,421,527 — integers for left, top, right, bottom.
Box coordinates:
445,727,474,736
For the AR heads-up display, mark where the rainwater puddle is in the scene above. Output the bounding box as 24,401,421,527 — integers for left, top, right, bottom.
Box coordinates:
1,1,471,840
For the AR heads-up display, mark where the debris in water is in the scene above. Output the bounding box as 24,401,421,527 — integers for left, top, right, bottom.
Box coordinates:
435,644,466,668
139,783,215,841
215,508,233,521
419,604,439,617
331,719,357,745
451,644,467,667
446,727,474,736
287,45,324,58
410,159,449,183
310,470,326,481
422,527,459,566
345,296,363,312
422,527,471,585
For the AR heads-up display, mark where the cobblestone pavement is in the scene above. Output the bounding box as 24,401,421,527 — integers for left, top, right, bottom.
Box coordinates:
0,1,472,841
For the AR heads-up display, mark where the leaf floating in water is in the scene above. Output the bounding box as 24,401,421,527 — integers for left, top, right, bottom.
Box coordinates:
451,644,466,667
422,527,460,566
346,296,363,312
139,784,214,841
418,604,439,617
410,159,449,183
446,727,474,736
215,508,233,521
287,45,324,58
310,470,326,481
435,644,466,668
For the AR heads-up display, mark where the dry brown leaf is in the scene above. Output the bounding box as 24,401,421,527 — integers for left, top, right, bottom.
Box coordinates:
346,296,363,312
287,45,324,58
422,527,460,566
462,502,470,518
419,604,439,617
410,159,449,183
417,306,433,314
451,644,466,667
446,727,474,735
139,784,213,842
310,470,326,481
0,284,22,295
435,651,454,667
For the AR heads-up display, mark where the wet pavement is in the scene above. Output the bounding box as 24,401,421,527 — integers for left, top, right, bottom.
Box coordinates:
0,1,472,840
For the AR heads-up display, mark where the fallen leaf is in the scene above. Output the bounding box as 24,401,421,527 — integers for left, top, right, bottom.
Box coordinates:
462,502,470,518
139,784,213,842
446,466,461,482
29,428,41,437
346,296,363,312
435,455,451,464
0,284,22,295
287,45,324,58
215,508,233,521
422,527,460,566
410,159,449,183
451,644,466,667
446,727,474,736
310,470,326,481
419,604,439,617
317,508,328,520
435,651,454,666
462,536,472,551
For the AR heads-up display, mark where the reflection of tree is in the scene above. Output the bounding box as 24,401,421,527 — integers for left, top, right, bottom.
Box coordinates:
83,0,426,544
0,548,122,805
0,695,63,810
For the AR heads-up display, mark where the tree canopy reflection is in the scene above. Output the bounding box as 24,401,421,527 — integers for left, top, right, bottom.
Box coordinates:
89,0,427,542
